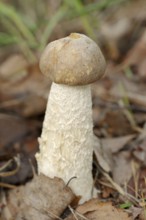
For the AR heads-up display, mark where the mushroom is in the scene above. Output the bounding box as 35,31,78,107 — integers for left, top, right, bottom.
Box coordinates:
36,33,106,203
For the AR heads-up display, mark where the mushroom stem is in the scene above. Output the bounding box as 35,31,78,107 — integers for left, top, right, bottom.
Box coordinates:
36,82,94,203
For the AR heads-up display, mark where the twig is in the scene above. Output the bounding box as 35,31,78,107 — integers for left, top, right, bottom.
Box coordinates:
29,158,37,177
68,205,89,220
32,203,63,220
68,205,78,220
0,159,13,172
103,172,125,196
94,98,146,113
66,176,77,187
0,156,20,177
100,168,140,205
0,182,16,189
45,209,63,220
97,179,115,189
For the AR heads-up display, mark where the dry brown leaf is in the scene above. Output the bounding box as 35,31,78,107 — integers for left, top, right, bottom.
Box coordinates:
99,110,133,136
94,136,113,173
129,206,143,219
113,151,133,186
100,135,135,153
133,139,146,165
1,174,75,220
139,210,146,220
93,103,136,176
123,30,146,78
18,174,75,220
0,113,28,149
1,185,23,219
0,63,51,117
110,79,146,109
0,113,39,155
99,18,131,60
0,54,28,81
0,113,40,184
1,153,35,185
128,166,146,199
66,199,132,220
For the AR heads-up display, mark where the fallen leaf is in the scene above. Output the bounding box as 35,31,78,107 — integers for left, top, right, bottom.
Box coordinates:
100,135,135,153
0,113,39,157
66,199,132,220
123,30,146,78
0,54,28,81
0,113,28,150
139,210,146,220
129,206,143,219
0,113,40,184
100,18,131,59
1,174,75,220
1,153,34,185
128,166,146,199
110,79,146,109
133,139,146,165
98,110,133,136
0,63,51,117
94,136,113,173
113,151,133,186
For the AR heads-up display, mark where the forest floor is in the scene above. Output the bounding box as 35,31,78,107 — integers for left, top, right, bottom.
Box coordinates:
0,0,146,219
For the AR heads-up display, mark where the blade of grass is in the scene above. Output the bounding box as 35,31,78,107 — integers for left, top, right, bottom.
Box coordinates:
39,5,67,51
0,2,37,47
64,0,94,38
119,202,132,209
66,0,127,19
118,82,142,132
0,32,18,45
1,16,36,62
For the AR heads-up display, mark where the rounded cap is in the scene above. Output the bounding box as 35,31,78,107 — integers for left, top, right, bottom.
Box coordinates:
40,33,106,86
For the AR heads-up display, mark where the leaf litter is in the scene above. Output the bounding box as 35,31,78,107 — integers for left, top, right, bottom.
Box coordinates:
1,0,146,219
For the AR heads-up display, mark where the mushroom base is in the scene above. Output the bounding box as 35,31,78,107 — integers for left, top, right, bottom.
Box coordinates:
36,83,95,203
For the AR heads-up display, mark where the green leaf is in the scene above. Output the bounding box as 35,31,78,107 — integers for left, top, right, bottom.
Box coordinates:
119,202,133,209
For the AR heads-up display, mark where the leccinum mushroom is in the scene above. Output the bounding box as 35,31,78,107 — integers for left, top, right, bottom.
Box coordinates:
36,33,106,203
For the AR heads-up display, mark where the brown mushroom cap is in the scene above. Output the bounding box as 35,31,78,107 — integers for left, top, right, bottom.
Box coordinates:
40,33,106,86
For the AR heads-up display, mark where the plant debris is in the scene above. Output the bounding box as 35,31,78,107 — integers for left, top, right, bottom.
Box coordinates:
1,0,146,219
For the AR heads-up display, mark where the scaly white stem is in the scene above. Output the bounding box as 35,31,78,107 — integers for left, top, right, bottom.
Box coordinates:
36,82,94,203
